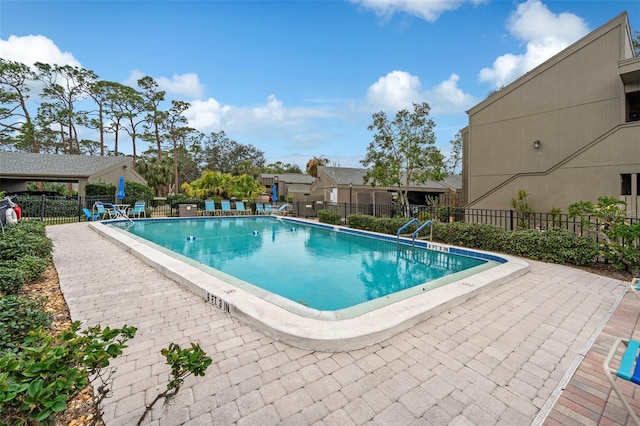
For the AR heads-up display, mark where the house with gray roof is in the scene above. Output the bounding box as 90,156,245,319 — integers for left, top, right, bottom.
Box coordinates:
310,166,461,206
0,152,146,196
259,173,316,201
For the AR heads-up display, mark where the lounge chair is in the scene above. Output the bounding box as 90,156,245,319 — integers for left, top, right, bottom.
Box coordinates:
264,204,274,214
256,203,265,215
604,337,640,424
130,202,146,218
95,203,118,220
204,200,219,216
83,208,100,221
274,204,289,216
221,200,235,215
235,201,251,215
630,278,640,299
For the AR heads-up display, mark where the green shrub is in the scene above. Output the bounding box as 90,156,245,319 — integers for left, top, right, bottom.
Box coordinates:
503,228,597,266
431,222,506,252
6,255,50,283
347,214,413,234
0,267,28,294
9,220,47,237
0,296,51,354
0,231,53,261
436,207,451,223
125,181,154,203
318,209,342,225
86,183,116,197
0,322,137,424
139,343,212,424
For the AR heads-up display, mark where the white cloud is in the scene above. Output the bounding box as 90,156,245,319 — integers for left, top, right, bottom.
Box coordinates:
184,94,335,140
0,35,81,67
351,0,485,22
366,70,477,115
124,70,205,99
426,73,477,114
366,70,422,110
479,0,589,88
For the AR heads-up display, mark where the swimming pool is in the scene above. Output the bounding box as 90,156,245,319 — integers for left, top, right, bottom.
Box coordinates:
93,216,529,350
111,217,492,311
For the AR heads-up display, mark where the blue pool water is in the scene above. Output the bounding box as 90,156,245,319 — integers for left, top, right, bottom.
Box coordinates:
112,217,489,311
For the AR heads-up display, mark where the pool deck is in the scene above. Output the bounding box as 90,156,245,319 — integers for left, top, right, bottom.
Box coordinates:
48,222,640,425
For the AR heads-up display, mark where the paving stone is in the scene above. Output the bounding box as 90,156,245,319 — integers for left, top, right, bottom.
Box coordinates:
343,398,376,425
306,376,342,402
260,380,287,404
236,389,266,416
323,409,356,426
322,391,348,411
302,401,330,424
373,402,416,426
332,364,366,386
210,401,240,425
273,388,314,418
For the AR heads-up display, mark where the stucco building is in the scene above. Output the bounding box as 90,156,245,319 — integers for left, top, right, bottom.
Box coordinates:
462,12,640,216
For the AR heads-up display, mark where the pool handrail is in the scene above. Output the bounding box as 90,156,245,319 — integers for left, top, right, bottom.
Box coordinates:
99,202,134,224
412,220,433,245
397,218,419,243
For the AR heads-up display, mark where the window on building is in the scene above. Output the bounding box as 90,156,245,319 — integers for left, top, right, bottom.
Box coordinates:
621,174,632,195
626,91,640,122
637,173,640,196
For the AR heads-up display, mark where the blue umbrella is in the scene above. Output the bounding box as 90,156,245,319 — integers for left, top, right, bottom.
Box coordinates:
272,183,277,202
117,176,125,202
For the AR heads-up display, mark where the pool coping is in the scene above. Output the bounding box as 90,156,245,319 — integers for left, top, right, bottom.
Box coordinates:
90,216,529,351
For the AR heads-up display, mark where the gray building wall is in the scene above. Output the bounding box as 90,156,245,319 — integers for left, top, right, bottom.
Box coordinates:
463,13,640,214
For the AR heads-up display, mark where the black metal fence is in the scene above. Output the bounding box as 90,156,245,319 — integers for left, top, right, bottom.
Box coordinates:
8,195,639,238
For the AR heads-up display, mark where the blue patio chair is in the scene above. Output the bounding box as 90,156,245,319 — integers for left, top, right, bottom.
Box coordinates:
130,202,146,218
204,200,219,216
604,337,640,424
264,204,274,214
221,200,235,215
630,278,640,299
256,203,265,215
274,204,289,216
83,208,100,221
235,201,251,215
95,203,117,220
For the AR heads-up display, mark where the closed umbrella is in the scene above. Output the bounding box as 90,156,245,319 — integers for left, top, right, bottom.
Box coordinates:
117,176,125,202
272,183,277,202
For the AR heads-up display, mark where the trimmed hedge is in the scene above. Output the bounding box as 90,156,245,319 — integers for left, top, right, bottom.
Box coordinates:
318,209,342,225
0,221,53,294
347,214,598,267
347,214,416,235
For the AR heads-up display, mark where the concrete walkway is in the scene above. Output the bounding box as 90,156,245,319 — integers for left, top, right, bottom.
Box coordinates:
48,222,637,425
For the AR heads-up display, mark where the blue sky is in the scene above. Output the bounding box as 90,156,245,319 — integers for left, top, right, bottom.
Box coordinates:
1,0,638,170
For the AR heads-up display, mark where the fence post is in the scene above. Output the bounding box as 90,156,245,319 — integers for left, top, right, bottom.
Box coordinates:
40,195,46,220
509,209,514,231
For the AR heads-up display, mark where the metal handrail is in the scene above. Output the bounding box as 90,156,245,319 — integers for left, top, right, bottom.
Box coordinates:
397,218,419,243
412,220,433,245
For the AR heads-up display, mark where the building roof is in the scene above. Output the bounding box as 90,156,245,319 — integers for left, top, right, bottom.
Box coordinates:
318,166,461,191
0,152,132,178
467,12,631,115
261,173,316,184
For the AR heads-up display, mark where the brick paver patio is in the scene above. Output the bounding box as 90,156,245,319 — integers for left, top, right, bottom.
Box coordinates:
47,222,640,425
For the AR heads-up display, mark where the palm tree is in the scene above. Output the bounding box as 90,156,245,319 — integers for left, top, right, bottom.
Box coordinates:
306,156,330,177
